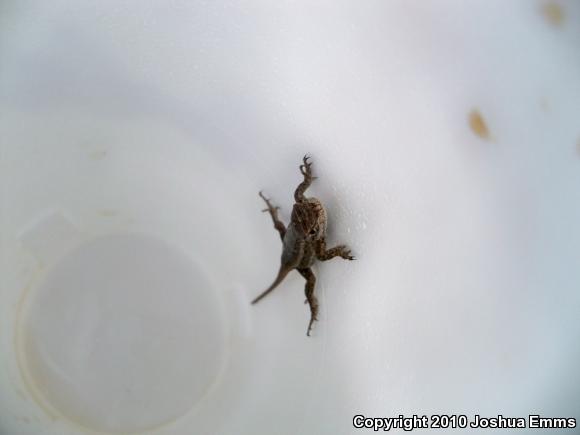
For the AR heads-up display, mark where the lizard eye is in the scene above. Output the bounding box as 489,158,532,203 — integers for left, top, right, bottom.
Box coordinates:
309,229,317,235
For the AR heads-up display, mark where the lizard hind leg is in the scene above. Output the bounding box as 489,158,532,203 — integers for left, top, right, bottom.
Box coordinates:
259,191,286,241
298,267,318,336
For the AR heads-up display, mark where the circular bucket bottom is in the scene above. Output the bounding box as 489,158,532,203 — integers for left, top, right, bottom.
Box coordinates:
19,233,227,433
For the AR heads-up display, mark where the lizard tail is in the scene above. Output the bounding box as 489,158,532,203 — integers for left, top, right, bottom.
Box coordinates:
251,267,291,304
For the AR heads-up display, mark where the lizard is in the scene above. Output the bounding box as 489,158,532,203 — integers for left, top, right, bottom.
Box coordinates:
252,155,355,336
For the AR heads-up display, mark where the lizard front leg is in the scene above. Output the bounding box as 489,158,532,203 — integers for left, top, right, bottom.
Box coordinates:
294,155,317,203
298,268,318,336
259,191,286,241
315,238,355,261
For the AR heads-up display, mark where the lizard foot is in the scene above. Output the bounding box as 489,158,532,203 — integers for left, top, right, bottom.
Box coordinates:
259,191,280,213
300,155,317,180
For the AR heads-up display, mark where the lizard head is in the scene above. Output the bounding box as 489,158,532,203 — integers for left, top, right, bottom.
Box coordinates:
291,199,326,240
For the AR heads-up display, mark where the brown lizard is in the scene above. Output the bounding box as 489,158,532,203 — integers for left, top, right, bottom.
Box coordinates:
252,155,355,336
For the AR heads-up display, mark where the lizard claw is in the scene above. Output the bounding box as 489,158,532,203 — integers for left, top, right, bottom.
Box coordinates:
259,191,280,213
259,191,273,205
306,315,318,336
300,156,314,178
341,248,355,260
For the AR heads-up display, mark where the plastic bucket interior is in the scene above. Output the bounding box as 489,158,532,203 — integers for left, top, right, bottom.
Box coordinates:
1,2,579,434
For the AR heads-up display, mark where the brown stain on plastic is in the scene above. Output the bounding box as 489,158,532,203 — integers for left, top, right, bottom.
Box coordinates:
542,2,565,27
16,416,31,424
468,109,490,140
98,209,118,217
89,150,108,160
539,97,550,113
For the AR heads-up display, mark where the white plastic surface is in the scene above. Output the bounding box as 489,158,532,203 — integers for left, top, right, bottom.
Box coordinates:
1,1,580,435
